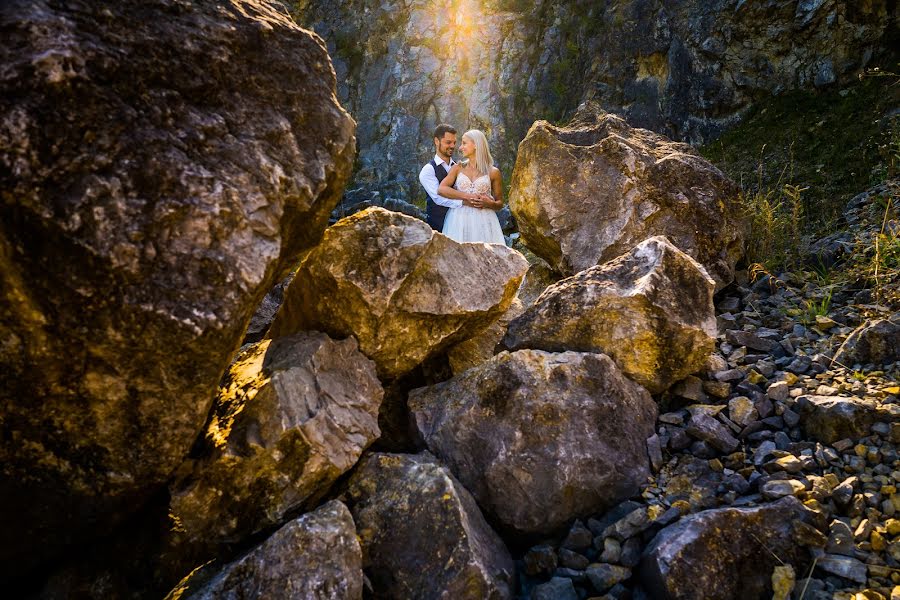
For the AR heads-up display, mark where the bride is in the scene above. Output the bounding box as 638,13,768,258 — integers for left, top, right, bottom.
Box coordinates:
438,129,506,245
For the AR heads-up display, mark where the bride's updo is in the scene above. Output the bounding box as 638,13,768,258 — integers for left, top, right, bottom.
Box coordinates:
463,129,494,177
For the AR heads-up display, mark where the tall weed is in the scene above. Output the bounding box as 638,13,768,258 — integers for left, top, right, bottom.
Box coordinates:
741,149,808,270
844,182,900,304
871,189,900,302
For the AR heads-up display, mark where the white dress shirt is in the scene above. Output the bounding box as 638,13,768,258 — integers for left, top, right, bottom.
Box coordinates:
419,154,463,209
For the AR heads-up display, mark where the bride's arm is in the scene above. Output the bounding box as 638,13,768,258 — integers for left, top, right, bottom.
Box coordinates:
439,165,476,204
487,167,504,211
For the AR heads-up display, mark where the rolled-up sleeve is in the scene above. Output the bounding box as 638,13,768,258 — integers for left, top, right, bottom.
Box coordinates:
419,163,462,208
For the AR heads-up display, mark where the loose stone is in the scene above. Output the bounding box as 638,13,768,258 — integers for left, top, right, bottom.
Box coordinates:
524,545,558,577
768,381,791,402
586,564,632,594
532,577,578,600
815,555,868,583
761,479,806,499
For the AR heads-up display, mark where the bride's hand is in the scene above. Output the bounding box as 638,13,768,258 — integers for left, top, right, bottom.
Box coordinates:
467,194,484,209
477,193,495,209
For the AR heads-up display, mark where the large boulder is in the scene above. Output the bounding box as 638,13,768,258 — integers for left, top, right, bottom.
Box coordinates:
508,106,744,289
833,318,900,366
344,452,514,600
502,237,717,394
409,350,658,537
166,333,381,571
166,500,363,600
640,497,821,600
0,0,355,574
267,208,528,379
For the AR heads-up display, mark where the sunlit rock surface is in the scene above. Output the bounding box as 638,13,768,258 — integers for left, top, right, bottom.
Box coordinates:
503,236,717,393
509,106,745,289
167,500,363,600
344,452,514,599
166,333,381,571
268,208,528,379
0,0,355,575
409,350,657,537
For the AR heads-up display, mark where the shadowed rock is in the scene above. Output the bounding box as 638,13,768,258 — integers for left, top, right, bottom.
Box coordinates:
243,274,294,345
509,106,745,289
268,208,528,379
166,500,363,600
409,350,657,537
795,395,881,445
503,237,716,393
345,452,514,600
447,297,524,375
833,318,900,366
516,255,563,308
370,356,453,453
640,497,821,600
166,333,381,573
0,0,355,574
685,411,739,453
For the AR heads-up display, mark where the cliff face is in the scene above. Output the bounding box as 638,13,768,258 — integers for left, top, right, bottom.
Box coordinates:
294,0,896,200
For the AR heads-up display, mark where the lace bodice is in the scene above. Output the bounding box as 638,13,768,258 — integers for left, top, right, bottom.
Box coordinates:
443,169,505,244
457,171,491,195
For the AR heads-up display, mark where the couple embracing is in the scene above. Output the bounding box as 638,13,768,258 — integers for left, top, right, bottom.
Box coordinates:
418,124,506,245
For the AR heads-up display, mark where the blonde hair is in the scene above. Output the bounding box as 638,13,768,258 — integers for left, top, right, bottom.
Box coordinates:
463,129,494,177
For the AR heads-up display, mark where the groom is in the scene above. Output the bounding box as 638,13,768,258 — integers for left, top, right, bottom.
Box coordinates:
418,123,462,231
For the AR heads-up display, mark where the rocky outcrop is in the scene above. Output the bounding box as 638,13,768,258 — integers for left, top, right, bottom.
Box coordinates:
640,497,820,600
166,333,381,568
0,0,355,575
514,182,900,599
409,350,657,536
166,500,363,600
268,208,528,379
294,0,893,198
344,452,514,599
503,236,717,393
833,318,900,367
509,107,745,288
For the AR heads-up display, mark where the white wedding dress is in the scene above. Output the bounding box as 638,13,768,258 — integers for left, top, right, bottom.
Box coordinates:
442,172,506,244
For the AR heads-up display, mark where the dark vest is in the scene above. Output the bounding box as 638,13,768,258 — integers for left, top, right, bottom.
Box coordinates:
423,159,451,231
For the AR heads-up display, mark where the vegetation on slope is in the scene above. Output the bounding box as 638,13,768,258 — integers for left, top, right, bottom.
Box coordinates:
697,51,899,304
700,52,900,242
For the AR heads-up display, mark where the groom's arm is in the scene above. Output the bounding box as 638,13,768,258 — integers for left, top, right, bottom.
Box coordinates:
419,165,463,208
